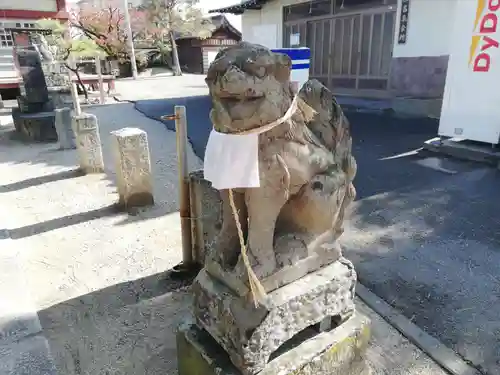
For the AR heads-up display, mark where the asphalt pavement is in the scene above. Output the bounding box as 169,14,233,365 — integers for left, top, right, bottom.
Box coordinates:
134,93,500,375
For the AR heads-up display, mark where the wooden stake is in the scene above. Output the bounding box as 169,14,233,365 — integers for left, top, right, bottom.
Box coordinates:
95,57,105,104
68,57,81,115
174,106,193,265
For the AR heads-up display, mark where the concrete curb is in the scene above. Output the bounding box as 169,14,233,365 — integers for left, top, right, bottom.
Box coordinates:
356,284,482,375
423,137,500,166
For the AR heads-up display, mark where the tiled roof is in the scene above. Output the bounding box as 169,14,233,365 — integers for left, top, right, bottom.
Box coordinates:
208,0,273,15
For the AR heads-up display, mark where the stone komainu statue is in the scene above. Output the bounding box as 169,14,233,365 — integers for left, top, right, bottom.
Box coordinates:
203,42,357,293
188,42,366,375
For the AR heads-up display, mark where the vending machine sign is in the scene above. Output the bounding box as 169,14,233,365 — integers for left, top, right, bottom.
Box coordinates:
469,0,500,72
438,0,500,143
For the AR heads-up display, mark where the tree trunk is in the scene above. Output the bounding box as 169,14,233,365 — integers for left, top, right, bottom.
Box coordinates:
65,63,88,100
170,31,182,76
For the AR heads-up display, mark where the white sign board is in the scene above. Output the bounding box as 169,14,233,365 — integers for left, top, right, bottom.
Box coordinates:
438,0,500,143
207,50,219,66
290,33,300,46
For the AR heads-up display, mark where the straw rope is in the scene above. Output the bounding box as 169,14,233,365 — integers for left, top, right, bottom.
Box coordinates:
228,189,267,307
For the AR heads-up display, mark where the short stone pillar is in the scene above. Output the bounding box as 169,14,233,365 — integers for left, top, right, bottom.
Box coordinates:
110,127,154,209
54,107,76,150
72,113,104,174
189,170,222,266
0,93,4,109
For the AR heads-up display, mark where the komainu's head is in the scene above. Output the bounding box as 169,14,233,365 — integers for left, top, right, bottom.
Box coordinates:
205,42,295,133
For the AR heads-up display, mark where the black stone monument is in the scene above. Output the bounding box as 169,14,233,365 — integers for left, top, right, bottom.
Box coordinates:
10,28,70,142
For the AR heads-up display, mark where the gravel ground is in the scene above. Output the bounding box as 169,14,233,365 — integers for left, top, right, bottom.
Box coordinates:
0,102,201,374
0,102,201,310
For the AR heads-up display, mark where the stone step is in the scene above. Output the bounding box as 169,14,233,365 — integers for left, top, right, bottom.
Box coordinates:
0,62,15,69
0,77,20,86
0,70,17,79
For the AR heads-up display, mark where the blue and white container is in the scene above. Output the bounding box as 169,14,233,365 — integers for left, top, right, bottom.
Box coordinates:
271,47,310,92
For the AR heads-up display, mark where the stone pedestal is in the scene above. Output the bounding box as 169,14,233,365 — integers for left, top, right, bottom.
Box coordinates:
192,260,359,375
54,108,76,150
72,113,104,174
110,127,154,209
178,312,370,375
12,107,57,142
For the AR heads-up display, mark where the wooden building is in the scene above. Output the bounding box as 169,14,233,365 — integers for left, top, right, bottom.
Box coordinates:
176,15,242,74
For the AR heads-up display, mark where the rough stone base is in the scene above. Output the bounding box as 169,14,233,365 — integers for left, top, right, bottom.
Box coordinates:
193,260,356,375
177,312,371,375
12,108,57,142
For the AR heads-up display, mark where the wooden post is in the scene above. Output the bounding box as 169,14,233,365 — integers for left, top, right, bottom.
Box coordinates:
175,105,193,266
95,57,105,104
68,58,81,115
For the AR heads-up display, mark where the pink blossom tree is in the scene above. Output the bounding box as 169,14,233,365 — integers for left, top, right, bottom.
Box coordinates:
70,1,151,62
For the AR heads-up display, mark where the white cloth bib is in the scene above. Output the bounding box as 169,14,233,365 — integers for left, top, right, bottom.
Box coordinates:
204,129,260,189
203,87,305,190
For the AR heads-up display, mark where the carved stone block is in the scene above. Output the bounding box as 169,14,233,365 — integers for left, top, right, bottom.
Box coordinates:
54,107,76,150
72,113,104,174
189,170,223,265
110,127,154,209
48,86,73,110
42,62,71,89
193,259,357,375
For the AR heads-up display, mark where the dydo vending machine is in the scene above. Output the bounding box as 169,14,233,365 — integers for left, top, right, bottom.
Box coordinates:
438,0,500,144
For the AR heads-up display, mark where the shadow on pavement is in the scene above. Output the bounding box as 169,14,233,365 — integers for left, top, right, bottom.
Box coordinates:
0,169,84,193
37,270,194,375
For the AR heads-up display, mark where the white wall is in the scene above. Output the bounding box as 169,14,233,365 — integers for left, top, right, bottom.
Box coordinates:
392,0,457,58
243,0,458,57
0,0,57,12
242,0,308,48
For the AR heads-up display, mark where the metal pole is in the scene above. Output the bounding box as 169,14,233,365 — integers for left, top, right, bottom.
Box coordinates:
122,0,138,79
175,106,193,265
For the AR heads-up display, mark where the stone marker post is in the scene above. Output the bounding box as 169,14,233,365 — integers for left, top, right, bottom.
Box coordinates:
54,107,76,150
110,127,154,209
72,112,104,174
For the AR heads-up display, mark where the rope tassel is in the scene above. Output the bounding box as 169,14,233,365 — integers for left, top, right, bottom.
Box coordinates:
228,189,268,307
